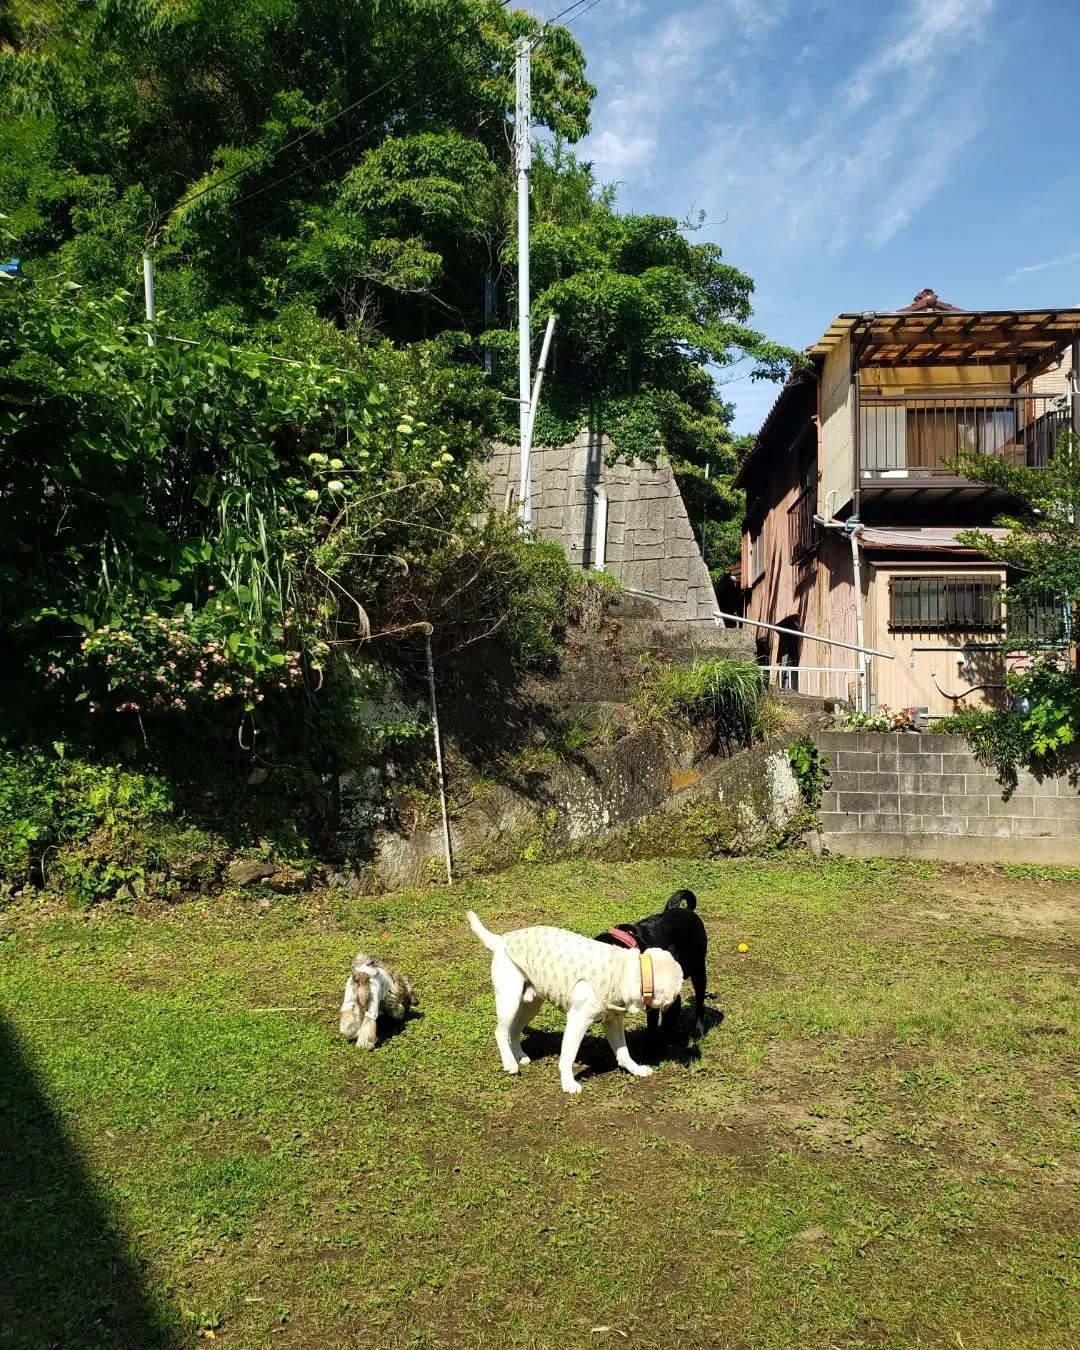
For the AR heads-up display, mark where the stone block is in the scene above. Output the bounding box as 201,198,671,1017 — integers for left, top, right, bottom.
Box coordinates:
858,812,902,832
640,561,663,592
963,817,1014,837
987,794,1034,818
1034,794,1080,818
907,814,967,835
940,752,982,775
817,811,852,834
856,771,902,793
836,750,878,772
660,556,691,583
838,791,880,813
943,793,992,817
820,789,839,813
915,773,967,795
899,752,939,773
900,793,944,816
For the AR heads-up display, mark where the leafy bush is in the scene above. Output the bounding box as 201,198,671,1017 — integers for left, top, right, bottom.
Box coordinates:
789,737,829,809
0,745,191,901
945,663,1080,786
835,704,917,733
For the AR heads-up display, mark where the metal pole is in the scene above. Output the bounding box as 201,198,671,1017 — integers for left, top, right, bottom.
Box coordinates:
711,609,894,659
520,313,556,526
515,37,532,524
142,252,156,347
424,631,453,886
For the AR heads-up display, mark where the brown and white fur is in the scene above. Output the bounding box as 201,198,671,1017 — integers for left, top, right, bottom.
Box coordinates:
466,911,683,1094
338,952,415,1049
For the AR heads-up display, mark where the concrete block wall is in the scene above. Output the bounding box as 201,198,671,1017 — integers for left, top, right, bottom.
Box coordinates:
815,731,1080,864
486,431,721,633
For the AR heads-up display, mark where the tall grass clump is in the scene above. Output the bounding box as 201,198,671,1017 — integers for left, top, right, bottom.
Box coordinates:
631,655,767,745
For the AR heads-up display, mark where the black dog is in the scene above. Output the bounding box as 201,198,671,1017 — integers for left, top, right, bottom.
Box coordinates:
595,889,711,1044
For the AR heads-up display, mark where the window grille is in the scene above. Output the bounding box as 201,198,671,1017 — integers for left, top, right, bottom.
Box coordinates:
889,575,1002,633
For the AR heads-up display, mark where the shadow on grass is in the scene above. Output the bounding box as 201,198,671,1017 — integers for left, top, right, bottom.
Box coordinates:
0,1017,177,1349
520,1005,726,1079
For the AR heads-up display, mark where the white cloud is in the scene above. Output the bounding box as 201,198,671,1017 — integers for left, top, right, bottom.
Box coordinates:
581,3,787,183
585,0,998,251
1005,252,1080,283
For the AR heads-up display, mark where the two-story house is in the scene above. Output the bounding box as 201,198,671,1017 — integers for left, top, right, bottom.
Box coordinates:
736,290,1079,716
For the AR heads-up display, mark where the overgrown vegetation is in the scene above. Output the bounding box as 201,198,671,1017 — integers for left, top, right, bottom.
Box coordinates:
630,654,767,744
0,0,798,874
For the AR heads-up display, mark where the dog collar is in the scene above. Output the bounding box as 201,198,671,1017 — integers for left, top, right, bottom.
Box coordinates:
640,952,655,1008
607,926,640,951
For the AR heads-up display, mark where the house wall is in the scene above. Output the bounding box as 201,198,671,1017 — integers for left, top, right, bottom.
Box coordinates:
486,433,722,633
862,560,1009,716
1028,346,1073,396
820,335,853,514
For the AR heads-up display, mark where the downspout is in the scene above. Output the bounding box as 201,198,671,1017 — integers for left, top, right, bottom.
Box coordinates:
815,509,870,711
848,521,870,712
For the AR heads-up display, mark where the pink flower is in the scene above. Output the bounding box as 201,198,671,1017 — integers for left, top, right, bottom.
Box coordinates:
192,680,203,689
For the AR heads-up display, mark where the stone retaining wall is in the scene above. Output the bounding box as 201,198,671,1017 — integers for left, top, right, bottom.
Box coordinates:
815,731,1080,864
486,431,721,633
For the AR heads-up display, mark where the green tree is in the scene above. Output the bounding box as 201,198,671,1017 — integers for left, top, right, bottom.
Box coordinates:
949,433,1080,777
485,146,802,572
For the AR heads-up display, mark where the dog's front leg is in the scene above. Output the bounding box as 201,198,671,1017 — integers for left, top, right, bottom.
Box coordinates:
603,1012,652,1078
559,993,596,1094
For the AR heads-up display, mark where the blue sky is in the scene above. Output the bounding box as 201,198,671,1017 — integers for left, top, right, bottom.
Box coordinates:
561,0,1080,433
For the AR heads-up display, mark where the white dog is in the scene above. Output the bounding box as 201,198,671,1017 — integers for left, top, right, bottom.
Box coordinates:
338,952,415,1049
467,911,683,1094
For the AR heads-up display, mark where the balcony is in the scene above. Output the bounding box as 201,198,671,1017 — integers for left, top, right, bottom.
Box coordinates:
859,393,1069,492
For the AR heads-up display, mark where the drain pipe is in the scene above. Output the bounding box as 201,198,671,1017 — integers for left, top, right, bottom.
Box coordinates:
815,510,870,711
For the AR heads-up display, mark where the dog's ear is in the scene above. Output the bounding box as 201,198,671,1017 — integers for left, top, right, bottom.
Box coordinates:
390,970,416,1011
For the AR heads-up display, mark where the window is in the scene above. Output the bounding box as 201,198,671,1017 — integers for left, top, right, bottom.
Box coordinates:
889,575,1002,633
1008,590,1067,642
749,522,765,584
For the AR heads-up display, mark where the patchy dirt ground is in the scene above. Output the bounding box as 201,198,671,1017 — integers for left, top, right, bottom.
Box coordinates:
1,857,1077,1349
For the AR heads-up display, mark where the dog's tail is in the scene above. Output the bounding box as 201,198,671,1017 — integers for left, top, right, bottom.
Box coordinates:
467,910,503,953
665,889,697,912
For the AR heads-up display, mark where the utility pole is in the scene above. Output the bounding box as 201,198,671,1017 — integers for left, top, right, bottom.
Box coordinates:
515,36,533,526
142,252,156,347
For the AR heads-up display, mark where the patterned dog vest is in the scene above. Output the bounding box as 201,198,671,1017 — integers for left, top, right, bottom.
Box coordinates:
503,926,626,1011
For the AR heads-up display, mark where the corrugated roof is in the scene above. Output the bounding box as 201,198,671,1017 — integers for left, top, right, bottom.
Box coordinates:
858,526,1010,551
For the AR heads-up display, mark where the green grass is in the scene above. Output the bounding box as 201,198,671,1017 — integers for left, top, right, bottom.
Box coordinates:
1,858,1078,1348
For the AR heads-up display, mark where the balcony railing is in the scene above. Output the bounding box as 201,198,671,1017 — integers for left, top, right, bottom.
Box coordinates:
860,393,1070,478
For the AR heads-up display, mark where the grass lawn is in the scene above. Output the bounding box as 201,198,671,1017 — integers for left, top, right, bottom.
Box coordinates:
1,857,1078,1349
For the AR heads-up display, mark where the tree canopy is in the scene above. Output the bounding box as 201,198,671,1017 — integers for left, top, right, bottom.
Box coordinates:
0,0,796,807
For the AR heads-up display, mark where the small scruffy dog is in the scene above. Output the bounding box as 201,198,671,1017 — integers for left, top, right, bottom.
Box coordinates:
338,952,416,1049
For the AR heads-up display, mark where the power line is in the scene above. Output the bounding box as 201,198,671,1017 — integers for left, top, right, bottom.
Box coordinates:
145,0,517,241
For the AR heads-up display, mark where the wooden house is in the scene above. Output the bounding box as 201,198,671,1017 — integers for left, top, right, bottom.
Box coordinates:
735,291,1080,716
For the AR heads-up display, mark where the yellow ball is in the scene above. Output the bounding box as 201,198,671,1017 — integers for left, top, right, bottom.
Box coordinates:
738,942,749,953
